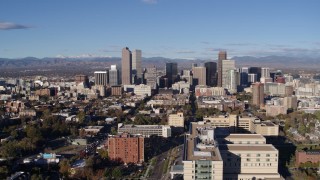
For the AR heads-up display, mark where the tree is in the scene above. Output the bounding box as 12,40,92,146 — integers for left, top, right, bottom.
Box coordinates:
112,167,122,178
59,159,71,178
0,166,8,179
26,125,43,145
110,127,117,135
76,111,86,124
97,149,108,159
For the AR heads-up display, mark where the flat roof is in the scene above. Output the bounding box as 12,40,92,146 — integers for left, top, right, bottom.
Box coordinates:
220,144,277,152
221,134,265,139
185,123,222,161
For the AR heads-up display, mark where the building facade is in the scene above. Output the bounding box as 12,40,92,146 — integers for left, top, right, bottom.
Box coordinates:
165,62,178,87
168,112,184,127
94,71,108,86
252,82,264,107
132,49,142,80
217,51,227,87
107,133,144,164
192,66,206,86
109,65,120,86
118,123,171,138
204,62,217,87
121,47,132,85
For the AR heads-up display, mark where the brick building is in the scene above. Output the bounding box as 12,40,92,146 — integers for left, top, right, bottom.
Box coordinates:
107,133,144,164
296,150,320,165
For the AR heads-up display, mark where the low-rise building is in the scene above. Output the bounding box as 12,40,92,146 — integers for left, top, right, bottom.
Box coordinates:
117,123,171,138
296,150,320,166
134,84,151,96
168,112,184,127
182,123,281,180
203,115,279,136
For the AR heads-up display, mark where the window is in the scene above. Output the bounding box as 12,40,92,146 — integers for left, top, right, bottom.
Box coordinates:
256,159,260,162
247,158,250,162
266,154,270,157
266,159,270,162
257,154,261,157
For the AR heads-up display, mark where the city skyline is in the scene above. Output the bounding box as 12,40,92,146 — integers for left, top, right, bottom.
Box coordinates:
0,0,320,59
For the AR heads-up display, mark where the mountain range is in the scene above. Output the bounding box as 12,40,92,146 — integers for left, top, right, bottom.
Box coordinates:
0,55,318,70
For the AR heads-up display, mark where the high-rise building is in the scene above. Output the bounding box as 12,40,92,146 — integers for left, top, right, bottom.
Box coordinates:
94,71,108,86
121,47,132,85
204,62,217,86
249,67,262,81
252,82,264,107
261,67,270,78
240,67,249,87
217,51,227,87
75,75,89,87
222,60,235,89
225,69,239,94
165,62,178,87
132,49,142,83
144,67,157,89
248,73,258,84
192,66,206,86
109,65,120,86
107,133,144,164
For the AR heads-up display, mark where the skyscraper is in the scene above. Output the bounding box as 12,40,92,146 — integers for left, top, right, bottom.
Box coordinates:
204,62,217,86
261,67,270,78
225,69,239,94
217,51,227,87
75,74,89,87
144,67,157,89
94,71,108,86
240,67,249,87
121,47,132,85
109,65,120,86
192,66,206,86
222,59,235,89
252,82,264,107
165,62,178,87
132,49,142,83
249,67,262,82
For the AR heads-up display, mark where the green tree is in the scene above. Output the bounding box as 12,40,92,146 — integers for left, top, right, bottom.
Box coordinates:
112,167,122,178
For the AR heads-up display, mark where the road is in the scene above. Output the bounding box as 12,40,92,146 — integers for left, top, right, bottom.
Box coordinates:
148,149,172,180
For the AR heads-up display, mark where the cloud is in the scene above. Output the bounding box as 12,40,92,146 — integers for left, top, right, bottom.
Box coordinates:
56,54,112,59
142,0,157,4
0,21,31,30
225,43,257,46
205,48,227,52
175,50,196,54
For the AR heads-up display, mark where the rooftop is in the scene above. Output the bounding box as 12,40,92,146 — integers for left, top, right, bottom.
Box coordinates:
185,124,222,161
220,144,277,152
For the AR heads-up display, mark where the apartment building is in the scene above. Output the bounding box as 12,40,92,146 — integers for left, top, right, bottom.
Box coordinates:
107,133,144,164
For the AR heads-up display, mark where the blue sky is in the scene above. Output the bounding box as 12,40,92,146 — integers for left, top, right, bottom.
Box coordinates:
0,0,320,59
